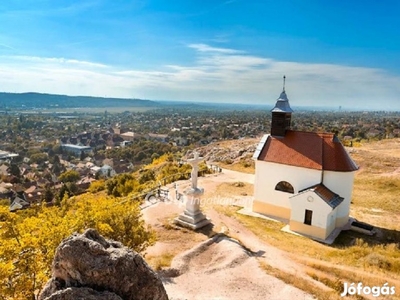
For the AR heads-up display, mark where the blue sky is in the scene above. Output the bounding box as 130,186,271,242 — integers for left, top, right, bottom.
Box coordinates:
0,0,399,110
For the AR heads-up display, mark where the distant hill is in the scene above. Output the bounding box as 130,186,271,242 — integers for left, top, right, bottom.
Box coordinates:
0,92,160,110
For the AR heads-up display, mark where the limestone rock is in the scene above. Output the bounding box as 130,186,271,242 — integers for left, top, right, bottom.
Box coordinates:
39,229,168,300
40,287,123,300
198,140,257,163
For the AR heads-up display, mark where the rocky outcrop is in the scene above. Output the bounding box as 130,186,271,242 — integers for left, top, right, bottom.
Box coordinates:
197,140,257,163
39,229,168,300
39,287,123,300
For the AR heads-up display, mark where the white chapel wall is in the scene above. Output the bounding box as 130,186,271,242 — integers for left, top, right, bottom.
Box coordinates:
323,170,355,221
254,161,322,209
289,191,332,229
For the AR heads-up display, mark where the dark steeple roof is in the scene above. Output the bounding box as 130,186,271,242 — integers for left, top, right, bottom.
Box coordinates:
271,75,293,113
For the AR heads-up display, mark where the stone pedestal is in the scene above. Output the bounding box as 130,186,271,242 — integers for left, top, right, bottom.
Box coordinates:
174,186,210,230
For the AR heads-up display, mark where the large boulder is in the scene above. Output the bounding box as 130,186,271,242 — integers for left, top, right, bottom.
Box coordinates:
39,229,168,300
39,287,123,300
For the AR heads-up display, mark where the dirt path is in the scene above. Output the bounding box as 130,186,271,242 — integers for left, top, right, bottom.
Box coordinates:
208,167,255,184
163,234,314,300
143,200,322,299
141,169,323,299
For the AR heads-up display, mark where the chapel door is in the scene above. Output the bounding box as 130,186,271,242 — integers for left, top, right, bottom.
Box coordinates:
304,209,313,225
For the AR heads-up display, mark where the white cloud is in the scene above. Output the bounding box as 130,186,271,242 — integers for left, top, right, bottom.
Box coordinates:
3,55,108,68
188,43,244,54
0,44,399,110
0,43,16,51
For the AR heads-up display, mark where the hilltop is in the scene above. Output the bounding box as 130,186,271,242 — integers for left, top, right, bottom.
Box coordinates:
143,137,400,299
1,137,399,299
0,92,160,110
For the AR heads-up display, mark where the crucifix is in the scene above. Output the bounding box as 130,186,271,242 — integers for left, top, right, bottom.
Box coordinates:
174,150,211,230
188,151,202,189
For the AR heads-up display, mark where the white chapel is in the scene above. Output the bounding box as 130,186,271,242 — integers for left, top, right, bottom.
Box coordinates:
252,77,359,240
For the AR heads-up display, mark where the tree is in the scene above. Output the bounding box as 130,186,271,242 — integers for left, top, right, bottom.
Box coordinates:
30,153,48,165
57,184,70,201
66,182,78,196
51,161,63,176
58,170,80,183
52,144,63,155
139,169,155,184
43,187,54,203
52,155,61,164
135,151,146,162
151,153,160,161
9,163,21,178
0,194,155,299
88,180,106,193
80,150,86,161
47,145,56,158
105,173,139,197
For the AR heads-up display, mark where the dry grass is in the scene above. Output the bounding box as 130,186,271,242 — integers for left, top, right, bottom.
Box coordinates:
213,182,254,197
145,216,209,270
216,160,255,174
349,138,400,230
231,210,400,275
352,176,400,214
153,218,206,244
305,262,400,300
149,252,176,271
213,208,399,299
260,262,348,300
232,210,333,259
350,138,400,175
201,182,254,211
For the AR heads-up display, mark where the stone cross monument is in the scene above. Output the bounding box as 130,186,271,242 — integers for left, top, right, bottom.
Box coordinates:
189,151,202,189
174,151,211,230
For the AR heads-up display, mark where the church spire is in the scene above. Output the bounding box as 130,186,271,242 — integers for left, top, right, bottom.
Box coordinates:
271,76,293,114
270,76,293,137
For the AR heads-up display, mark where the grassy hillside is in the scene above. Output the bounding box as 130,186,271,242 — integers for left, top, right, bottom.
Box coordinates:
350,139,400,228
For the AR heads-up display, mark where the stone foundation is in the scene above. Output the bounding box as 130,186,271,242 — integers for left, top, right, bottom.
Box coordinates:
174,187,210,230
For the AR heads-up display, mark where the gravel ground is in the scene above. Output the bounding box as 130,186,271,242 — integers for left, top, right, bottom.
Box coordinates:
162,234,314,300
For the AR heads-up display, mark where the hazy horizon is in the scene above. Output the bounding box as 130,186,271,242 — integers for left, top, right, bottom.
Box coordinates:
1,91,399,112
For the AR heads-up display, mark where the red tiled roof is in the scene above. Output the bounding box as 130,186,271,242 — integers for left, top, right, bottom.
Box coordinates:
313,184,335,200
313,184,344,208
295,183,344,208
257,131,358,172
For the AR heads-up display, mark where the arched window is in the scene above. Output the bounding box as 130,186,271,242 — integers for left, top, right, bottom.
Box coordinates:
275,181,294,194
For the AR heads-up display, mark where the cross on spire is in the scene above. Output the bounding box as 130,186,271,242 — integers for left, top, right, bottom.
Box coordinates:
283,75,286,92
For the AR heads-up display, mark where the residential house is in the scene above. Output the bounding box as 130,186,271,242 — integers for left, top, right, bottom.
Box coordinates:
147,133,169,143
100,164,116,177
